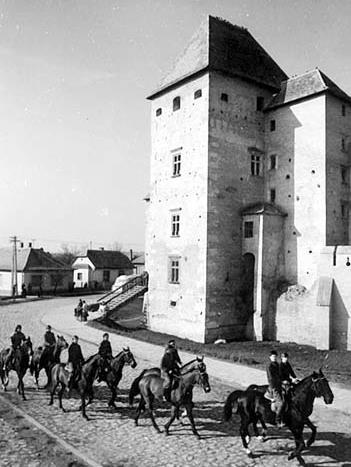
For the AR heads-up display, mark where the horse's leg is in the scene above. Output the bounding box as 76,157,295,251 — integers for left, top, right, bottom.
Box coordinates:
185,403,200,439
240,417,252,456
164,405,178,436
288,426,305,462
86,387,94,407
49,382,58,406
80,388,89,421
305,417,317,447
108,382,117,408
134,398,145,426
58,385,66,412
257,413,268,441
146,395,161,434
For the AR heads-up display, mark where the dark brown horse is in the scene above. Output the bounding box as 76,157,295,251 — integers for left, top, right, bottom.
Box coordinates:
0,338,33,400
224,369,334,464
30,335,68,389
49,354,103,420
134,359,211,438
93,347,137,408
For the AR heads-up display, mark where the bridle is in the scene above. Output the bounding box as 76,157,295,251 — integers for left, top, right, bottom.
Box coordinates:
311,375,327,396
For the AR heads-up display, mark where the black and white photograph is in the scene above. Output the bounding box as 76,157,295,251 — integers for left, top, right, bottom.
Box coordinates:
0,1,350,465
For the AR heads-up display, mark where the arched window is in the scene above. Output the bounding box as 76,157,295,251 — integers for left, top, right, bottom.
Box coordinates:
173,96,181,111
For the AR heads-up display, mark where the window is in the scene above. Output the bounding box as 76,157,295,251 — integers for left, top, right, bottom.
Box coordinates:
270,120,276,131
173,96,181,111
342,137,346,151
270,154,277,170
171,213,180,236
194,89,202,99
31,275,42,287
251,154,261,176
77,272,82,281
221,93,228,102
156,108,162,117
244,221,254,238
256,96,265,111
172,153,181,176
341,203,347,219
169,257,180,283
341,166,348,184
270,188,276,203
342,104,346,116
103,270,110,282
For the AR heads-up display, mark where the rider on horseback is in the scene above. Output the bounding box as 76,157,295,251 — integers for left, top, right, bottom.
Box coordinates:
265,350,284,428
160,339,182,402
3,325,26,372
97,333,112,382
68,335,84,389
44,325,56,347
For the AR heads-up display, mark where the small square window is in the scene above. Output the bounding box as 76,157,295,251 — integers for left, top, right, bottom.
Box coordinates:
172,153,181,177
173,96,181,112
270,188,276,203
156,108,162,117
270,154,277,170
270,120,276,131
342,104,346,116
244,221,254,238
194,89,202,99
169,257,180,283
221,93,228,102
256,96,265,111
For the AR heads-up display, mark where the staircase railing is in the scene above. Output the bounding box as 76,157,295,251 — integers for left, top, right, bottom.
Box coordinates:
97,271,148,305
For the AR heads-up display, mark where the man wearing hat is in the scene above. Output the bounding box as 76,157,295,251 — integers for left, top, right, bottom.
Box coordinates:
68,335,84,389
160,339,182,401
44,325,56,347
265,350,284,427
3,325,26,372
279,352,298,384
97,333,113,382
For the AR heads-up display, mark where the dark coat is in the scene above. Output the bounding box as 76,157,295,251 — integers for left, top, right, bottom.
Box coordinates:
279,361,296,382
68,343,84,365
98,340,112,358
266,361,281,389
44,331,56,346
11,331,26,349
161,348,182,372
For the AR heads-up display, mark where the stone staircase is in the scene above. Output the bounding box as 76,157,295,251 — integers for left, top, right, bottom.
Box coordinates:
97,272,148,314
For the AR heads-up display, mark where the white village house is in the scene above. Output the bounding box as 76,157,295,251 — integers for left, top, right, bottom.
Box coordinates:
0,247,72,296
72,249,133,289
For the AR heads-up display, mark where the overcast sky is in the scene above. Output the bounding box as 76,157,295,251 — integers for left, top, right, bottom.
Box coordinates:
0,0,350,253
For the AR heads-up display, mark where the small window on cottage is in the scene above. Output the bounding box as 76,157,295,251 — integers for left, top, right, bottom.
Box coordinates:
270,120,276,131
341,203,348,219
341,166,348,184
221,93,228,102
103,270,110,282
270,154,277,170
342,137,346,151
194,89,202,99
342,104,346,116
251,154,261,176
171,213,180,236
172,153,181,176
156,108,162,117
169,257,180,283
270,188,276,203
173,96,181,112
256,96,265,111
77,272,83,281
244,221,254,238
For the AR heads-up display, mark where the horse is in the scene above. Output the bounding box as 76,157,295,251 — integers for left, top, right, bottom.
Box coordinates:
30,335,69,389
223,369,334,464
134,358,211,438
49,354,104,420
94,347,137,409
0,337,33,400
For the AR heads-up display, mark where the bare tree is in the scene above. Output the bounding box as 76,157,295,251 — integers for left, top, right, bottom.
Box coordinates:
52,243,86,266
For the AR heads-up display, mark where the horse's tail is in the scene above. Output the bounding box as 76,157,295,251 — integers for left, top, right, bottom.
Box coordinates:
129,369,149,406
224,390,243,421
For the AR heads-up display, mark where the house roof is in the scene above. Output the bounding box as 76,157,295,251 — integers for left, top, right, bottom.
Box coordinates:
0,248,71,272
84,250,133,270
266,69,351,110
241,202,287,217
147,16,287,99
132,253,145,265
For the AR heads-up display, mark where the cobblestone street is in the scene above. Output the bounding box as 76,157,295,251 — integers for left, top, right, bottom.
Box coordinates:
0,297,350,467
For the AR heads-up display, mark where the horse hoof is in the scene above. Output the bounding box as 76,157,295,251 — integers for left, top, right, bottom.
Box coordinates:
245,435,251,444
258,435,266,442
288,452,295,461
245,449,252,456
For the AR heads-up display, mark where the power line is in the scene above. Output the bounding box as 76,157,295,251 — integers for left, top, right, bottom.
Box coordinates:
9,236,21,297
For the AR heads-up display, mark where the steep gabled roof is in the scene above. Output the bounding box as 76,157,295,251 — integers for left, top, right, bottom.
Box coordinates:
86,250,133,270
266,69,351,110
148,16,287,99
0,248,71,272
132,253,145,265
241,202,287,217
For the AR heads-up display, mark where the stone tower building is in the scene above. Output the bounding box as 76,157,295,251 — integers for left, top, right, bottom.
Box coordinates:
145,16,351,346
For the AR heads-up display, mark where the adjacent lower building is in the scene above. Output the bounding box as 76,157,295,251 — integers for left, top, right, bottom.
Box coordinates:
145,16,351,349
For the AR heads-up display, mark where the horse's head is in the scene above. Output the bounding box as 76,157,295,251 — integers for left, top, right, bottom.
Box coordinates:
122,346,137,369
312,369,334,404
194,359,211,393
57,335,69,350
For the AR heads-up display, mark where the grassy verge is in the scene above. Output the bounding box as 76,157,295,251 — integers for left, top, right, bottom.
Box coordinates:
88,318,351,389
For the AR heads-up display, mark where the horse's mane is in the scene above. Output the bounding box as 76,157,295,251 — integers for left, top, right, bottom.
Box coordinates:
181,359,197,370
84,354,99,364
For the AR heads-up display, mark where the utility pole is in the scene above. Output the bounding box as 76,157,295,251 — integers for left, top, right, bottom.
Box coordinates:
9,236,20,297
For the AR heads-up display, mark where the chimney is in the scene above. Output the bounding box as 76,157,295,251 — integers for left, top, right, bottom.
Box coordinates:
20,242,24,248
100,247,104,251
130,249,133,260
28,242,32,248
